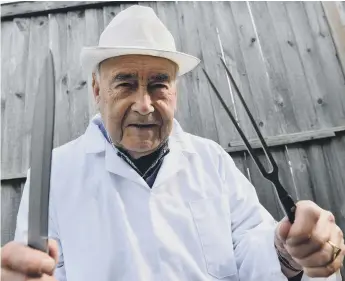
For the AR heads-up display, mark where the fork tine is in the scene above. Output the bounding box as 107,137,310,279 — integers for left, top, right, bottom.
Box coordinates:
219,58,278,172
202,68,268,177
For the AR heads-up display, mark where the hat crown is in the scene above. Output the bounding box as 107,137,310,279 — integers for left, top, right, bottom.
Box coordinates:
99,5,176,51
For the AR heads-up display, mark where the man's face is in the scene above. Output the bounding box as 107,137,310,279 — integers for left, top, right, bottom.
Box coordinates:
92,55,178,158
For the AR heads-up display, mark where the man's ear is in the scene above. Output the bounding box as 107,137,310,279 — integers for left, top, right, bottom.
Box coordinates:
92,73,101,105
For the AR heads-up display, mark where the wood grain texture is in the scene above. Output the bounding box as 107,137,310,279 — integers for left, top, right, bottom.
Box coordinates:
49,13,73,147
231,2,282,137
286,2,345,128
1,1,119,20
227,125,345,152
322,1,345,77
1,180,24,245
66,10,90,140
84,8,104,118
1,18,30,179
173,2,219,141
211,1,258,141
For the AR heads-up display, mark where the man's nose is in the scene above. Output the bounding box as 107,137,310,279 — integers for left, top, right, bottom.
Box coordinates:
131,89,154,115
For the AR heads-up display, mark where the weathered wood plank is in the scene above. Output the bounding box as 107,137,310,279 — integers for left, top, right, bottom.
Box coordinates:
1,18,30,179
171,2,219,141
227,125,345,152
84,8,104,119
1,21,12,170
249,2,299,134
193,1,237,146
211,1,257,140
1,180,24,245
1,1,122,20
322,1,345,76
231,2,283,137
103,3,122,27
321,135,345,232
285,2,344,128
49,13,73,147
22,16,49,174
282,146,315,201
304,2,345,125
66,10,90,139
267,2,320,132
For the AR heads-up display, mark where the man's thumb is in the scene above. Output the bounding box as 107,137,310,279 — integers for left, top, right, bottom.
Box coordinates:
277,216,292,242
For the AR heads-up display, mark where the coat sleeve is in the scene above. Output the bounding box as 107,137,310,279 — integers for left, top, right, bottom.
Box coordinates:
219,150,288,281
219,150,342,281
14,170,67,281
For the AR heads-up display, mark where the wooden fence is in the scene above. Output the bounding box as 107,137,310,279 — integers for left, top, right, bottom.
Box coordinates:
2,2,345,275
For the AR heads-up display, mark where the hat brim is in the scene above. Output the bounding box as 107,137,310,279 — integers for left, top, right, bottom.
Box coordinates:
80,46,200,77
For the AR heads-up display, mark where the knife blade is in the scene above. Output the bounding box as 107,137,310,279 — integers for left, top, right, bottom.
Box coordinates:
28,50,55,252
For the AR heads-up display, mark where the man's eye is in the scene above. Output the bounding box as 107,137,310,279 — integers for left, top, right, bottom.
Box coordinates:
150,84,167,89
119,83,132,88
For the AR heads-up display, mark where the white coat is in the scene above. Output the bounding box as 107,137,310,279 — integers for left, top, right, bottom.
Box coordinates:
15,115,341,281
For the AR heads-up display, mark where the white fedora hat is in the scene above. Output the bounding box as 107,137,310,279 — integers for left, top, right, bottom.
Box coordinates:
80,5,200,76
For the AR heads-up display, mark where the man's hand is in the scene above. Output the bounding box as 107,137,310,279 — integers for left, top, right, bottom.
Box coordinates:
1,239,58,281
276,200,345,278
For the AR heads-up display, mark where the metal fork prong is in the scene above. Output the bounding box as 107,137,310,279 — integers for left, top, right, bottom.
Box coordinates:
202,68,268,177
220,58,278,172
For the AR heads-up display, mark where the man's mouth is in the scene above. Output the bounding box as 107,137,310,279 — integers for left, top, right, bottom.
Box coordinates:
128,124,158,129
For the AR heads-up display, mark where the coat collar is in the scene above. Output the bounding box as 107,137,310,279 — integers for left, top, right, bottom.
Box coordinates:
82,114,197,187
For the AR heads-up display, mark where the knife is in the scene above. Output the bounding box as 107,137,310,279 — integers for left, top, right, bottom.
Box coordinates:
28,50,55,253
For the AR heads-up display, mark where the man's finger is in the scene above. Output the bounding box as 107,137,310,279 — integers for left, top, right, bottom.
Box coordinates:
1,268,25,281
304,249,344,278
285,210,333,258
286,201,323,246
48,239,59,264
1,241,56,276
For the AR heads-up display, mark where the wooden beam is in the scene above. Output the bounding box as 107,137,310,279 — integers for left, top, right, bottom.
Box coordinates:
1,126,345,180
226,126,345,153
1,1,129,20
322,1,345,76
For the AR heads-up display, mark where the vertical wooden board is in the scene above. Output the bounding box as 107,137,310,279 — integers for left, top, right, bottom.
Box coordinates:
1,21,13,175
49,13,72,148
192,1,237,146
66,10,90,140
2,18,30,178
49,13,73,147
285,2,334,128
284,146,315,201
245,151,283,221
84,8,104,119
212,2,258,141
142,1,193,133
304,2,345,125
304,142,333,212
249,2,299,134
22,16,49,172
172,2,218,141
1,180,24,245
321,135,345,232
267,2,319,132
230,2,282,137
103,3,122,28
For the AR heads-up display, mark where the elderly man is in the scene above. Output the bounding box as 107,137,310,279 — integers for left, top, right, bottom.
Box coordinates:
1,5,344,281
